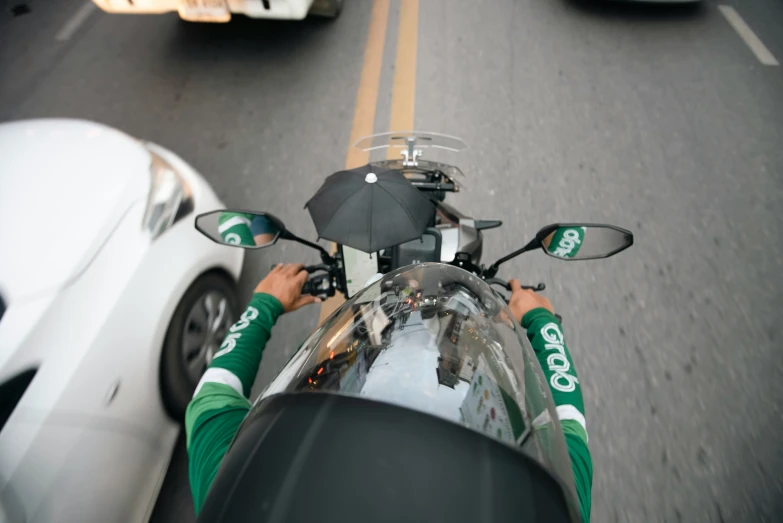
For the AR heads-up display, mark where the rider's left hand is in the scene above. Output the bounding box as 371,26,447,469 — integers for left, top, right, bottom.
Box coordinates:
255,263,319,312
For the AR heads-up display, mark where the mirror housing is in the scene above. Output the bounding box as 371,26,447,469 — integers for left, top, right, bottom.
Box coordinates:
195,210,285,249
537,223,633,260
195,209,334,262
484,223,634,277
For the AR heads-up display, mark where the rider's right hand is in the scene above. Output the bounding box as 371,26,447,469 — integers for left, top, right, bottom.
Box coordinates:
508,279,554,323
255,263,320,312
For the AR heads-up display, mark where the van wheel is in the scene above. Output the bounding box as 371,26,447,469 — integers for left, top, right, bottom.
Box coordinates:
160,272,238,419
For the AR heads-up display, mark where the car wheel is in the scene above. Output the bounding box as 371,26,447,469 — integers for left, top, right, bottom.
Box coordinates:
308,0,343,18
160,272,238,419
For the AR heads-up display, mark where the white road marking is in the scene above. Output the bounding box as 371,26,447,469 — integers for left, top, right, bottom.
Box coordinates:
55,1,97,42
718,5,779,66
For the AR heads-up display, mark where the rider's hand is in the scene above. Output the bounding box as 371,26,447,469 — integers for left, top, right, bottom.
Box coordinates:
508,279,554,323
255,263,319,312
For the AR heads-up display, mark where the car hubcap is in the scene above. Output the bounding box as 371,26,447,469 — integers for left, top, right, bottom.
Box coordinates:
182,291,234,384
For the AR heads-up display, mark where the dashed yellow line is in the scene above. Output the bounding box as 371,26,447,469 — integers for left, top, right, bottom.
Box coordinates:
318,0,420,323
319,0,391,323
387,0,418,158
344,0,391,170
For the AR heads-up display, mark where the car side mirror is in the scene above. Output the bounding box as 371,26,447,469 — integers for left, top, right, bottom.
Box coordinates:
195,210,285,249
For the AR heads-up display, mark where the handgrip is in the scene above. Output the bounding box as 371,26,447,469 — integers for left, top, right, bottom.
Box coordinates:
301,273,333,299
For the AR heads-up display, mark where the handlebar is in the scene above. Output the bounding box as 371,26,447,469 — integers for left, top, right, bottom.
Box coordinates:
272,263,561,322
268,263,337,300
301,265,336,300
409,181,456,192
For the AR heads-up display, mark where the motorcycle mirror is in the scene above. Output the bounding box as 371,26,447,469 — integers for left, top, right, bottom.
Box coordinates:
484,223,633,277
195,210,285,249
195,209,335,264
537,223,634,260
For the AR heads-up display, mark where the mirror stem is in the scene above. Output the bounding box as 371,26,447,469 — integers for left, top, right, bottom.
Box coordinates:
282,231,334,263
485,238,539,278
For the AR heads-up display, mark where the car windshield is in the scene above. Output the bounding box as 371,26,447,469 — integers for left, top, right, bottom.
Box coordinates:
258,264,577,502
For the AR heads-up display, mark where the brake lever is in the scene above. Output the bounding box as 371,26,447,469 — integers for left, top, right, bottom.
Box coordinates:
270,263,330,274
485,278,546,292
485,279,562,323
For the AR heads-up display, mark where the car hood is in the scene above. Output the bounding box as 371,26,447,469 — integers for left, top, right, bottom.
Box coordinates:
0,120,152,304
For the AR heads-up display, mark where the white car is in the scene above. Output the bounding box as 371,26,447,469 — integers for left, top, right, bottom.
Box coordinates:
92,0,342,22
0,119,243,522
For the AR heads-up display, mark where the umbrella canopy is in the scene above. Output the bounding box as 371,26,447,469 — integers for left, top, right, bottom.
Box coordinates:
305,164,435,252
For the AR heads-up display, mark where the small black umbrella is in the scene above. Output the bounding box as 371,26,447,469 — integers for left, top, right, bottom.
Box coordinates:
305,164,435,252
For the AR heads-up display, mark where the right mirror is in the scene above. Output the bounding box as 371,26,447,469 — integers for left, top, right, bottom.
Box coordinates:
195,210,284,249
539,224,633,260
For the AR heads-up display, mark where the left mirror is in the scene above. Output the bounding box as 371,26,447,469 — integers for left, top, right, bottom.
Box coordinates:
195,210,284,249
540,224,633,260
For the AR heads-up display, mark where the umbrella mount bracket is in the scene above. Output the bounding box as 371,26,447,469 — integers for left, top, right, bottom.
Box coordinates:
401,137,423,167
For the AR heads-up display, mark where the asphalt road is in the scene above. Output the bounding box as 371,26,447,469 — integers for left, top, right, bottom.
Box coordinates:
3,0,783,521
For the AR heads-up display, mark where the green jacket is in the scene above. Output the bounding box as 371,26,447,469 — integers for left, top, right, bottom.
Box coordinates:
217,212,256,246
185,295,593,522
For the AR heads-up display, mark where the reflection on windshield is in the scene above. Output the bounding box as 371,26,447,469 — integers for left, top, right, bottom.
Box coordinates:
257,263,578,504
254,263,573,508
262,265,531,445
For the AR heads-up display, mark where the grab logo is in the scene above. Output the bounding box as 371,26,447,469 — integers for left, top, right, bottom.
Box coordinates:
213,306,259,359
224,233,241,245
551,228,585,258
540,322,579,393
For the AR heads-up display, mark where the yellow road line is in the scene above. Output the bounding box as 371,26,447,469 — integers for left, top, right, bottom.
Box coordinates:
319,0,391,323
387,0,418,159
317,0,420,324
344,0,391,170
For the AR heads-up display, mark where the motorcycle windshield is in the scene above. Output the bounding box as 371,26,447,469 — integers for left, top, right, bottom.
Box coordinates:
353,131,468,153
355,132,468,187
259,264,577,505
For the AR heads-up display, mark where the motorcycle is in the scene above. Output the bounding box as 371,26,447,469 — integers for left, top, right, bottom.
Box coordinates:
195,131,633,309
193,132,634,523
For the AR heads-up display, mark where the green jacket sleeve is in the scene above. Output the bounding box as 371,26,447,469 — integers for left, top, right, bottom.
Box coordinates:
546,227,586,259
218,212,256,246
184,292,284,514
522,308,593,523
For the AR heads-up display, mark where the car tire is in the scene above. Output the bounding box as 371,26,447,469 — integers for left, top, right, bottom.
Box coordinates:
160,272,238,420
308,0,343,18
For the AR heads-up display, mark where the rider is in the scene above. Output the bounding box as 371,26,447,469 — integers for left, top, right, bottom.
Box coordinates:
185,266,592,522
